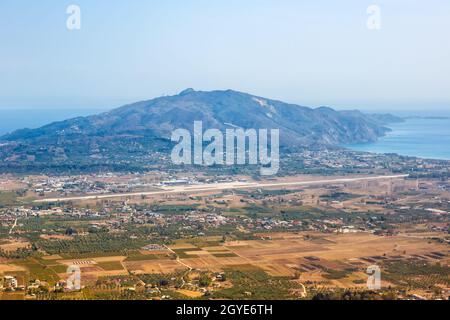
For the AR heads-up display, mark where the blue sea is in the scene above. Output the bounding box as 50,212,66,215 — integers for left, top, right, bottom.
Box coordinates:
0,108,109,136
1,108,450,161
345,117,450,160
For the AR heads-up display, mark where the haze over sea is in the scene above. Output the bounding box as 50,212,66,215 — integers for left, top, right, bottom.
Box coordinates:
0,108,449,161
0,108,107,136
344,117,450,161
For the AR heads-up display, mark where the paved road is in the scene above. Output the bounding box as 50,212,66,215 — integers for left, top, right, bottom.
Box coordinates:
164,245,193,288
34,174,409,203
9,218,17,234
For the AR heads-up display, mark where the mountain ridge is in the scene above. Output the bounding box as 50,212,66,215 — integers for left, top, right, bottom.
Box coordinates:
0,89,402,169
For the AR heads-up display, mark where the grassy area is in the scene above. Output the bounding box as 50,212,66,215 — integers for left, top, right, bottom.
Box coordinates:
187,238,223,248
210,252,239,258
320,192,360,201
0,192,17,207
172,248,200,259
97,261,124,271
14,259,60,284
124,251,174,261
48,264,70,274
59,251,124,259
322,268,356,280
212,265,299,300
242,204,272,217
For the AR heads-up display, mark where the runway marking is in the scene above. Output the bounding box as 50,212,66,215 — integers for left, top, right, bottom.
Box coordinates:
34,174,409,203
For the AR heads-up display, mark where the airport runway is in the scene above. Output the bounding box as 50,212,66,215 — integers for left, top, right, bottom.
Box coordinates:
34,174,409,203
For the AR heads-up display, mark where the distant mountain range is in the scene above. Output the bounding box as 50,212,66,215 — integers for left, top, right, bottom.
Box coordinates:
0,89,402,171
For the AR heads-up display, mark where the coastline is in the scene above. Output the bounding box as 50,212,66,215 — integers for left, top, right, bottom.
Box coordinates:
344,117,450,161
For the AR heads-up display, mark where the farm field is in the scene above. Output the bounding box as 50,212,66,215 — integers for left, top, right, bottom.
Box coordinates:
1,172,449,300
171,232,449,278
1,232,448,281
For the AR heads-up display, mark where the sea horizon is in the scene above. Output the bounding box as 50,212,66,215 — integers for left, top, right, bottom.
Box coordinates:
0,107,109,136
1,107,449,161
344,117,450,161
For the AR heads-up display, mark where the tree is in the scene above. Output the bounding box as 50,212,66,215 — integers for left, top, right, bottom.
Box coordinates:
198,274,212,287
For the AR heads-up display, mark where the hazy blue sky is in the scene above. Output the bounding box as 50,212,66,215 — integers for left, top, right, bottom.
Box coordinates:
1,0,449,112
